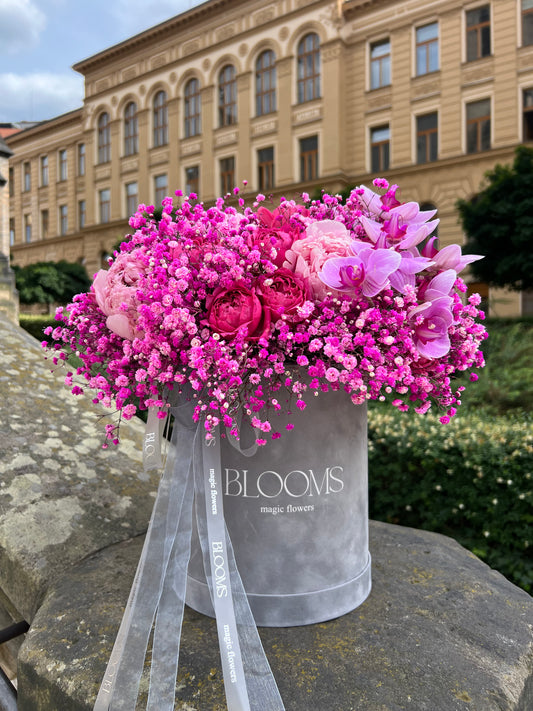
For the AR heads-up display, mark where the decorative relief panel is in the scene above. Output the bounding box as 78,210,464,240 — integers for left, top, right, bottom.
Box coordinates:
183,39,201,56
149,148,170,166
96,78,111,93
239,43,248,57
95,165,111,182
279,26,289,41
203,58,211,71
151,53,168,70
292,105,322,125
251,119,278,137
366,89,392,112
215,130,238,147
254,6,275,25
461,61,494,86
180,140,202,156
216,23,235,41
121,157,139,174
411,79,440,101
322,42,343,63
122,67,138,82
518,47,533,71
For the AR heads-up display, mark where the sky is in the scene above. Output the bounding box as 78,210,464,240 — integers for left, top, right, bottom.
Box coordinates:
0,0,204,124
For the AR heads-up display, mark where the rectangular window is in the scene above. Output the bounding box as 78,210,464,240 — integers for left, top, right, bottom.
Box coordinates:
466,5,491,61
524,89,533,141
9,218,15,246
416,23,439,75
154,174,168,206
9,167,14,196
41,209,49,239
370,39,391,89
416,113,438,163
99,189,110,223
78,200,86,230
299,135,319,182
58,149,67,181
466,98,491,153
185,166,199,197
220,157,235,195
258,147,275,192
126,181,138,217
78,143,86,176
23,162,31,192
40,155,49,186
371,125,390,172
524,0,533,46
59,205,68,235
24,214,32,243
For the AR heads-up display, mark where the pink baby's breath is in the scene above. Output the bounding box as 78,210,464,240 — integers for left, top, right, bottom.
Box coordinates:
46,182,487,445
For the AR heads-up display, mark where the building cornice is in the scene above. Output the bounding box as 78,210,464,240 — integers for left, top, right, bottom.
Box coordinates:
5,109,83,147
72,0,238,75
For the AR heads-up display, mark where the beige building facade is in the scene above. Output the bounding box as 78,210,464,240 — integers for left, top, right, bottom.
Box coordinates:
6,0,533,316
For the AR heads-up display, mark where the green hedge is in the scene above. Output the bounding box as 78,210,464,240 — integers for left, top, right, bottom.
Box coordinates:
368,407,532,593
19,314,58,342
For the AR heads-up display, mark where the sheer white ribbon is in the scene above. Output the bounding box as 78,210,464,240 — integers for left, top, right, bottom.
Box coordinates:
93,391,285,711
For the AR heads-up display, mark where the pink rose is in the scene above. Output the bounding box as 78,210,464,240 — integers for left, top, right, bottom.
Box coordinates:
93,252,145,340
252,205,307,267
206,283,271,341
283,220,354,299
257,268,308,318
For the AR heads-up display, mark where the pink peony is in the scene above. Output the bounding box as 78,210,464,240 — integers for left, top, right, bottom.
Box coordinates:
206,283,271,341
257,268,308,318
92,253,145,340
283,220,354,299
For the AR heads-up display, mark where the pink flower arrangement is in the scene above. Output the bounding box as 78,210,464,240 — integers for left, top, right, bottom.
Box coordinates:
45,180,487,445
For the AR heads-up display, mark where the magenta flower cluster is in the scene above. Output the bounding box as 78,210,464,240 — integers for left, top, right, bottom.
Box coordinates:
45,180,487,445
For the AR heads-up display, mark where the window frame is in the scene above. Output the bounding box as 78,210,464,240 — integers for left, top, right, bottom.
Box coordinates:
23,161,31,192
220,156,235,195
154,174,168,206
99,188,111,224
59,205,68,236
466,98,491,153
523,0,533,46
24,213,32,243
523,88,533,141
184,78,201,138
125,181,138,217
218,65,237,128
153,90,169,148
124,101,139,156
40,155,49,187
58,149,68,182
78,199,86,230
257,146,275,192
415,22,439,76
297,33,321,104
370,39,391,90
256,50,277,116
416,112,439,164
370,124,391,172
299,135,319,182
40,208,49,239
185,165,200,197
77,143,86,176
465,5,491,62
98,112,111,164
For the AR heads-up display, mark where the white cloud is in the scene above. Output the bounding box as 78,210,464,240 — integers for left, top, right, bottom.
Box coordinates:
110,0,199,36
0,72,83,123
0,0,46,54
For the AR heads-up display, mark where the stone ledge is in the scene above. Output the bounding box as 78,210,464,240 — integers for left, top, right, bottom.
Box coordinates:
16,521,533,711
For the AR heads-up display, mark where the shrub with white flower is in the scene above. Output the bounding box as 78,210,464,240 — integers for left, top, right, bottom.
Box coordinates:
45,179,487,445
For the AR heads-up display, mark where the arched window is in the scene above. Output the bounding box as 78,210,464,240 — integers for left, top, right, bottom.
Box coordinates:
153,90,168,147
297,33,320,104
184,78,201,138
256,50,276,116
124,101,138,156
218,65,237,127
97,112,111,164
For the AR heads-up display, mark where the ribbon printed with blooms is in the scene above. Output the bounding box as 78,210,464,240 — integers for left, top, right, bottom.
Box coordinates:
45,180,487,710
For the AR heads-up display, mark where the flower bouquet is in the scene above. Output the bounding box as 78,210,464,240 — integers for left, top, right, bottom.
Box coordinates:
45,179,486,711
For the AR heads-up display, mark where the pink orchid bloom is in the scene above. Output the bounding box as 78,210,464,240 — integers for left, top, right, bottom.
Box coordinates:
319,247,401,298
430,244,484,274
409,296,454,359
420,269,457,302
388,251,434,294
359,211,439,251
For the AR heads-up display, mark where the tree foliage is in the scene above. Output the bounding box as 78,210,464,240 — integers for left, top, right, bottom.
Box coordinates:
456,146,533,291
13,260,91,305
